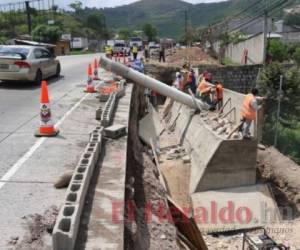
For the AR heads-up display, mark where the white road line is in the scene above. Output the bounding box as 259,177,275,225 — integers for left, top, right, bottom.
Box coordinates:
0,84,100,190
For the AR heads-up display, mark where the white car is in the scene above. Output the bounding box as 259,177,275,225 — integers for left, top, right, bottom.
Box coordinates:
0,45,60,84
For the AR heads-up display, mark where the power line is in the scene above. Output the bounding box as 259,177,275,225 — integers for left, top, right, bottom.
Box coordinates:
210,0,263,30
226,0,288,34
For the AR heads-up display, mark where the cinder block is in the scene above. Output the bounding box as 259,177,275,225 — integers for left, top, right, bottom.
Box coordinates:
86,142,100,160
89,133,102,143
116,88,126,98
52,204,80,250
95,108,102,120
99,94,110,102
104,124,127,139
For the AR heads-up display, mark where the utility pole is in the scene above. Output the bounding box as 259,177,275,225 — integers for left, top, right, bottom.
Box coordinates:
263,0,268,64
274,75,283,147
185,10,187,46
263,11,268,64
25,1,32,35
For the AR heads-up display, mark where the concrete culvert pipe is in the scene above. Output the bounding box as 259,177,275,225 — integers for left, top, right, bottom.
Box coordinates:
99,56,210,110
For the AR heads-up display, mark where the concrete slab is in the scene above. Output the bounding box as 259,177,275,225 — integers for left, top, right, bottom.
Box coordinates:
191,184,280,234
104,124,127,139
139,104,164,147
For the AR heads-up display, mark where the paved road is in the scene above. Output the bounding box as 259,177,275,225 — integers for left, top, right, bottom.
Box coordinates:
0,53,107,249
0,53,102,178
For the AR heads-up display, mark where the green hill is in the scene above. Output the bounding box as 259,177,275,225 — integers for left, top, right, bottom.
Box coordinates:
100,0,231,38
96,0,300,38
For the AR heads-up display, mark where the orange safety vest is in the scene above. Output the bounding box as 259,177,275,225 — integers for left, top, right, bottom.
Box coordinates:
215,83,223,100
198,79,211,95
241,94,256,121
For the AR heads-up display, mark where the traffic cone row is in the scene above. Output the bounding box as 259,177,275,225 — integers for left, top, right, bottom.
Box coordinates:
34,57,102,137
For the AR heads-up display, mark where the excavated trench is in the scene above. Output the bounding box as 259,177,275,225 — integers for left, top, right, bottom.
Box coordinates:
124,84,180,250
123,63,300,249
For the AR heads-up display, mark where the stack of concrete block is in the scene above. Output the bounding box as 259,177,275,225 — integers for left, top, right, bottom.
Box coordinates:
101,93,117,128
52,127,103,250
116,80,126,99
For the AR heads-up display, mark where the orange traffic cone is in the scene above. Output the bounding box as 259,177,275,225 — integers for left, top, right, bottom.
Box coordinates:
35,80,59,137
93,58,100,80
85,64,96,93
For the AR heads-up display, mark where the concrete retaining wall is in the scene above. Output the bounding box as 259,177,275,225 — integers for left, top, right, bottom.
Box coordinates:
170,99,258,194
198,64,261,94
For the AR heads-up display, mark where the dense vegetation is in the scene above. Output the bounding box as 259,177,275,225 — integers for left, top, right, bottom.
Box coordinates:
1,0,300,41
0,1,109,43
260,63,300,164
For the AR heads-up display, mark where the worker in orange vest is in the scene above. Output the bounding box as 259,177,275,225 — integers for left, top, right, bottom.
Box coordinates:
214,81,224,111
240,88,262,139
197,74,213,104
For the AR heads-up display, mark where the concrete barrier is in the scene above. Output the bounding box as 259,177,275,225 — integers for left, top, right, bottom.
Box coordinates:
168,102,257,193
52,127,103,250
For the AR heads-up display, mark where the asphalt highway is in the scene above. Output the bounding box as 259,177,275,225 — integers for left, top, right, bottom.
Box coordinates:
0,53,105,249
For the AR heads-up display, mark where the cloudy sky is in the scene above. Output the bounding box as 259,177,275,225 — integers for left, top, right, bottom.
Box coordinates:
1,0,227,9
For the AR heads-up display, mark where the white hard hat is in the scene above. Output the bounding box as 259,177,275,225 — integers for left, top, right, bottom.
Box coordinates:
176,72,180,77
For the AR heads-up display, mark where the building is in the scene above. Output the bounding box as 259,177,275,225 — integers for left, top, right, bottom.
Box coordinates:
273,20,300,44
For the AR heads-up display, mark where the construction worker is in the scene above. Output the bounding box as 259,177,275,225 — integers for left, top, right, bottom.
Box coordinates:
214,81,224,111
184,69,197,94
159,44,165,62
105,45,111,58
130,58,144,73
197,74,213,105
144,43,149,61
132,45,138,60
174,72,183,90
240,88,262,139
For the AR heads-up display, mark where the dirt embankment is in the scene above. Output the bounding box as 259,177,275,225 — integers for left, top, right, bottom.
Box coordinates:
258,147,300,219
166,47,218,67
124,85,180,250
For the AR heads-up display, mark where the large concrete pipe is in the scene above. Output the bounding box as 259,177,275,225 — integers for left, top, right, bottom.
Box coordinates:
99,56,209,110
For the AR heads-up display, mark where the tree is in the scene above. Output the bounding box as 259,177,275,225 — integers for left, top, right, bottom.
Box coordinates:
86,13,107,39
118,28,132,41
142,23,157,41
259,63,300,163
32,24,62,43
267,39,288,62
284,13,300,26
293,47,300,65
69,1,83,14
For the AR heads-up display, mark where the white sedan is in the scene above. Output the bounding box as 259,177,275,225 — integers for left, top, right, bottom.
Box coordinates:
0,45,61,84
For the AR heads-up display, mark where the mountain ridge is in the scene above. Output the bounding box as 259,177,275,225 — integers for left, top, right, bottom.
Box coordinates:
91,0,298,38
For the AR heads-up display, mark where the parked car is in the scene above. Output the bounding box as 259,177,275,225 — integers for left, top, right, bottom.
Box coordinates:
129,37,143,50
71,37,88,50
149,41,158,49
113,41,126,56
0,45,60,84
149,43,160,58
